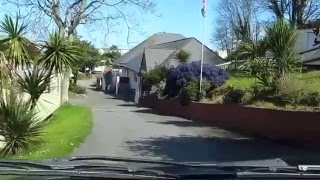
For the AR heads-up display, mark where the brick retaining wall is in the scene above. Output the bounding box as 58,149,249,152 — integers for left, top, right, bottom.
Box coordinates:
140,95,320,146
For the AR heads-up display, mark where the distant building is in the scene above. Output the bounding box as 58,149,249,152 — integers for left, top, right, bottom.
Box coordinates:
296,28,320,66
98,48,129,55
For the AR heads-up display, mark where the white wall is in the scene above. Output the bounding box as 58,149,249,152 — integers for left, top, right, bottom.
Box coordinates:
128,69,139,90
296,29,320,53
4,73,68,122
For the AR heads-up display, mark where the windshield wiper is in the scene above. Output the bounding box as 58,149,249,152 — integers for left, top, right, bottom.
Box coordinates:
68,156,201,167
235,165,320,179
68,157,320,179
0,159,180,179
0,157,320,179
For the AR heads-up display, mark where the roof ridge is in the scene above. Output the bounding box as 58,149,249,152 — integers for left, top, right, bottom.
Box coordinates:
148,37,192,48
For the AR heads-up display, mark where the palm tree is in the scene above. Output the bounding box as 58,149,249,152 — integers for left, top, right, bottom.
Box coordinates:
266,19,298,77
0,51,10,89
0,15,30,68
176,49,190,63
0,92,43,156
38,32,79,77
239,40,267,60
15,65,51,110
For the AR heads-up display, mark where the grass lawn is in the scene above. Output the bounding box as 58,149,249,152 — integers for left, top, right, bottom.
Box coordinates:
292,70,320,92
12,104,93,160
226,70,320,110
226,76,255,90
227,70,320,92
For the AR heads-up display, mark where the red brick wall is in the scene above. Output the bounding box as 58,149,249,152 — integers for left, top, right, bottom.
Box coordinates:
140,95,320,146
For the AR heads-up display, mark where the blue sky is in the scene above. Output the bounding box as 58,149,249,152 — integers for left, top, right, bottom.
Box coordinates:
83,0,220,50
0,0,219,50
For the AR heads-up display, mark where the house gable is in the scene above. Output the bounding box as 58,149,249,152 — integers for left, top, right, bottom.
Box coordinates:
113,33,185,72
157,38,225,68
181,38,225,65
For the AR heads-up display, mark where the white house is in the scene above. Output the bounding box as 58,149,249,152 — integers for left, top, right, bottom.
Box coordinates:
113,32,226,102
296,28,320,66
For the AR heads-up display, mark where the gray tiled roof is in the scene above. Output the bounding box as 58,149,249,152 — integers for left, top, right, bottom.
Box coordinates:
148,38,193,50
144,48,176,71
113,33,185,72
144,38,225,70
113,33,225,72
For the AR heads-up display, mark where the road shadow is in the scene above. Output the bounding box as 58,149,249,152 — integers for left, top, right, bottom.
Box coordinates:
134,109,223,128
118,104,137,107
133,108,164,115
126,136,320,165
105,92,132,103
152,120,215,128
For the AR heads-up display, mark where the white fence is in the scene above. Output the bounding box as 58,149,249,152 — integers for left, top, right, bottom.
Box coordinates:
1,73,69,122
216,62,232,70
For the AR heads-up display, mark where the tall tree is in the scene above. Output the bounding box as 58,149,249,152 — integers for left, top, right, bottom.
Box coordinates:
216,0,258,41
102,45,121,62
3,0,157,41
212,21,236,53
266,19,298,77
259,0,320,27
0,15,30,68
38,32,79,77
72,39,101,84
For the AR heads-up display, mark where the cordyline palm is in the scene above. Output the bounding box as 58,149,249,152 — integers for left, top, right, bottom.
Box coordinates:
176,49,190,63
0,15,30,68
38,33,79,78
266,19,298,77
0,92,43,156
239,40,268,60
15,65,51,110
0,51,10,89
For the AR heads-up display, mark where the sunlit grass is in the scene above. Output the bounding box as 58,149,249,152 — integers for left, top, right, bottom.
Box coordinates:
227,70,320,92
226,76,255,90
226,70,320,110
12,104,93,160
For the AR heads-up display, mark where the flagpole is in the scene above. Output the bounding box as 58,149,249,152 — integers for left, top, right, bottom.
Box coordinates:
199,13,205,93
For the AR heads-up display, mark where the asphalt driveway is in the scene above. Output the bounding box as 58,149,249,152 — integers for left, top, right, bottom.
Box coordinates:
70,79,319,163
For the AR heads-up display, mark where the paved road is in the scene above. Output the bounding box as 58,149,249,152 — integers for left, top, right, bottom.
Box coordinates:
71,79,318,163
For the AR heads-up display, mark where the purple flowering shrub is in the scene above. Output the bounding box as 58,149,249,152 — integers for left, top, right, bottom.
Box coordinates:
163,61,228,97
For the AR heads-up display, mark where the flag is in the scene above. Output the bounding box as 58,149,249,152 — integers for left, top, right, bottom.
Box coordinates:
201,0,206,17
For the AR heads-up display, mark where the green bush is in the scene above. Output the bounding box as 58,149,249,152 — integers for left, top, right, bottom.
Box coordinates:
69,83,87,94
0,93,43,156
223,87,246,104
251,84,276,100
142,66,168,91
300,92,320,106
175,49,190,63
207,85,231,99
277,77,319,107
179,79,198,106
277,77,304,107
